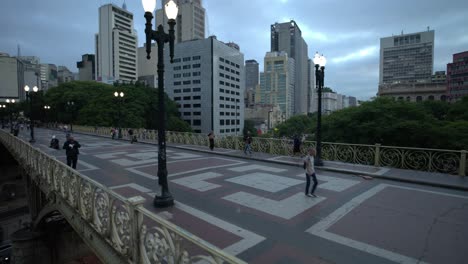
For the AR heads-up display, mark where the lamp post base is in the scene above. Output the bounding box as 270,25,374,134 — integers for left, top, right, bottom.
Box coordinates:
154,193,174,208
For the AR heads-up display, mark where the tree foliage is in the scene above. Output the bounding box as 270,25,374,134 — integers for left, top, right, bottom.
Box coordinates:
42,81,191,132
273,97,468,150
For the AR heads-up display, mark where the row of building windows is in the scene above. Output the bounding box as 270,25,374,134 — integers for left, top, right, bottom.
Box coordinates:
184,119,202,126
173,80,201,85
220,104,239,109
219,65,240,75
173,64,201,70
220,112,240,116
181,112,202,116
172,56,201,63
219,88,240,96
219,57,240,69
177,104,202,108
220,128,240,133
220,120,240,125
174,96,202,101
173,87,201,93
219,72,240,82
174,72,201,78
219,81,240,89
219,96,240,103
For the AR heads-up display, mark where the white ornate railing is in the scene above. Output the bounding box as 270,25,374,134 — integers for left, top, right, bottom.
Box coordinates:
73,125,467,176
0,130,246,264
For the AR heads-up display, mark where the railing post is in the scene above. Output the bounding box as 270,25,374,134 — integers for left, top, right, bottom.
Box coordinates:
374,144,381,167
269,138,274,154
460,150,467,177
128,196,145,263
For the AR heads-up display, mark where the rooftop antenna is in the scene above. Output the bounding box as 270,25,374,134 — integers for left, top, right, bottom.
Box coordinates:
17,44,21,57
401,30,404,35
122,0,127,10
427,26,430,31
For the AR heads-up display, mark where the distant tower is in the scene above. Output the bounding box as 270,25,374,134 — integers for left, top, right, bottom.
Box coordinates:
95,3,138,83
122,0,127,10
156,0,206,43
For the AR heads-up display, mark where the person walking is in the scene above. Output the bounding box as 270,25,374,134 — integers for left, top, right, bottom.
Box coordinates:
63,135,81,169
244,131,253,156
303,147,318,197
293,135,302,156
207,131,215,151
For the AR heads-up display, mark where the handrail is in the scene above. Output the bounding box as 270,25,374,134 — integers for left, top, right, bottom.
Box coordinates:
0,129,247,264
71,125,467,176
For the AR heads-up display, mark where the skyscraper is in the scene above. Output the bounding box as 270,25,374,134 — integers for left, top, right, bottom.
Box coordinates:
447,51,468,101
156,0,205,44
260,51,295,118
95,4,138,83
245,59,259,107
271,20,309,115
379,30,434,85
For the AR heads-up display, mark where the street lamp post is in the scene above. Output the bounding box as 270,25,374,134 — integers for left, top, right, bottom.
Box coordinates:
143,0,179,208
44,105,51,125
67,101,75,132
313,52,327,166
24,85,38,143
268,109,273,132
6,99,16,133
114,91,125,139
0,104,6,129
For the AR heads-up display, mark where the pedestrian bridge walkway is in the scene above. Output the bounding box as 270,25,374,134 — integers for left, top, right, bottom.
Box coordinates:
0,129,245,264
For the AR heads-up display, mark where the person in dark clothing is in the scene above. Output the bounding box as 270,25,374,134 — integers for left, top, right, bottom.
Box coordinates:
207,131,215,151
63,136,81,169
128,129,137,143
293,135,302,156
243,131,253,156
50,135,59,149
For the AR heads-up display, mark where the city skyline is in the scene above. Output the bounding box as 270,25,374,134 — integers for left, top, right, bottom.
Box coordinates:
1,0,467,100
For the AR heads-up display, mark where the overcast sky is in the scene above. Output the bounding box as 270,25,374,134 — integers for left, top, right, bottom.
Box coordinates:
1,0,467,100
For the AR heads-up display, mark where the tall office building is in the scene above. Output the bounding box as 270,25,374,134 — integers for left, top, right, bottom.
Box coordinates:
245,59,259,107
259,51,295,118
40,63,58,91
77,54,96,81
95,4,138,84
271,20,309,115
165,36,244,136
447,51,468,101
379,30,434,85
156,0,205,44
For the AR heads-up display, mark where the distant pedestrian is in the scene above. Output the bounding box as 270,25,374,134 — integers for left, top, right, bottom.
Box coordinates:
293,135,302,156
208,131,215,151
63,136,81,169
111,128,116,139
128,129,137,143
243,131,253,156
303,148,318,197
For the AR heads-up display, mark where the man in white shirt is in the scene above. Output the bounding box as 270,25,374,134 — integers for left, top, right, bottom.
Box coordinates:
303,148,318,197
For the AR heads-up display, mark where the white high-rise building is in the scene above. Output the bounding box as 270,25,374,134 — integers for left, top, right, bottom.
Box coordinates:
156,0,205,44
95,4,138,84
165,36,244,136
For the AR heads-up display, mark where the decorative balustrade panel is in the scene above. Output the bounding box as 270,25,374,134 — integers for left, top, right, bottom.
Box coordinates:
0,130,246,263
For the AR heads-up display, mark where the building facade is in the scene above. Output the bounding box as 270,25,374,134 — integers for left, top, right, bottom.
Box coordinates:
271,20,309,115
58,66,74,85
378,82,447,102
95,4,138,84
379,30,434,85
40,63,58,91
447,51,468,101
164,37,245,135
0,53,20,101
156,0,205,44
77,54,96,81
245,59,259,107
259,51,295,119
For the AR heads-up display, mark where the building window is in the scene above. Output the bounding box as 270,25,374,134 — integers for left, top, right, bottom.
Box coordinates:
183,65,191,69
174,97,181,101
183,96,191,100
220,58,225,62
220,73,225,77
219,65,225,70
183,88,191,92
173,58,181,63
183,104,191,108
174,66,181,70
183,80,191,85
193,120,201,125
192,56,201,60
220,120,224,125
416,96,422,102
183,73,191,77
183,112,191,116
226,120,230,125
183,57,191,62
193,64,201,68
220,104,225,108
194,112,201,116
193,72,201,76
193,104,201,108
193,80,201,84
174,74,181,78
174,81,181,86
174,89,181,93
193,96,201,100
193,88,201,92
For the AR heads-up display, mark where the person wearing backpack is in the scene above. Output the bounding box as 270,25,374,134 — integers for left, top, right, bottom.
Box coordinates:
63,135,81,169
303,147,318,197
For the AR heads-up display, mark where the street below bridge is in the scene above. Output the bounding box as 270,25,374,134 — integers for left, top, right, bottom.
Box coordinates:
14,128,468,264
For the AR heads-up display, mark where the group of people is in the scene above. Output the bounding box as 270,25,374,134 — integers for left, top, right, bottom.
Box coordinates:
110,128,138,143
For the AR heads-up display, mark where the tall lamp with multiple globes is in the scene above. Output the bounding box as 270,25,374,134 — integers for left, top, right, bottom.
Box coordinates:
6,99,15,133
142,0,179,207
24,85,39,143
114,91,125,139
313,52,327,166
44,105,51,125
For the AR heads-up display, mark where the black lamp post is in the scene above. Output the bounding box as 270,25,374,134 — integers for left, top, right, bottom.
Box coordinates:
313,52,327,166
143,0,179,208
6,99,15,133
24,85,38,143
44,105,51,126
67,101,75,132
114,91,125,139
0,104,6,129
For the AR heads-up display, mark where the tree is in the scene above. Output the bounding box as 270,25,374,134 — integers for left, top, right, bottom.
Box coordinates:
243,120,257,136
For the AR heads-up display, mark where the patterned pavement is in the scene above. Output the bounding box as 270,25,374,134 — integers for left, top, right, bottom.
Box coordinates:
11,128,468,264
